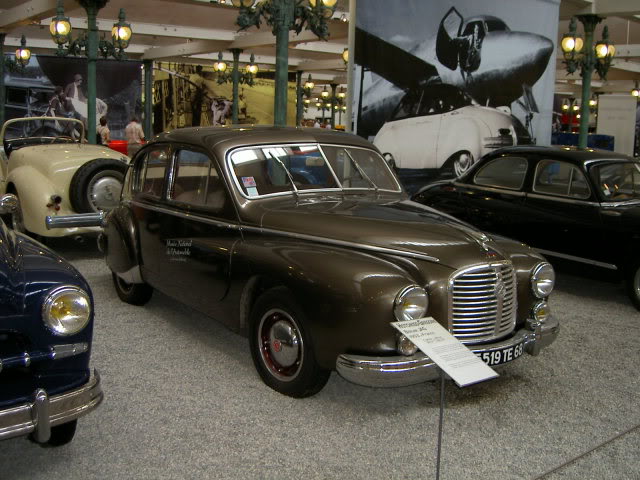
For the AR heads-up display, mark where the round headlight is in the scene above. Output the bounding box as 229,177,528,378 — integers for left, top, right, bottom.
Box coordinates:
532,301,550,324
394,285,428,322
531,263,555,298
42,286,91,336
397,334,418,356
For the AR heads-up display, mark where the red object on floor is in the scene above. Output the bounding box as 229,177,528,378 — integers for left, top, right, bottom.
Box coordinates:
108,140,129,155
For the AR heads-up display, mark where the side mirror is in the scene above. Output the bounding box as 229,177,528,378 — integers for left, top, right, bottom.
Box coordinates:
0,194,18,215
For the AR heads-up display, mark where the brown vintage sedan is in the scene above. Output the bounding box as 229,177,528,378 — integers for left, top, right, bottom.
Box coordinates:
48,126,559,397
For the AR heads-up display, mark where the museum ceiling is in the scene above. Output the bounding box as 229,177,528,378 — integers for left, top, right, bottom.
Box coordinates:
0,0,639,96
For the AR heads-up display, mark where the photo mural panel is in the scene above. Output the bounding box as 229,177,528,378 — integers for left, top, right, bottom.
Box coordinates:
3,55,143,140
152,62,298,134
354,0,560,191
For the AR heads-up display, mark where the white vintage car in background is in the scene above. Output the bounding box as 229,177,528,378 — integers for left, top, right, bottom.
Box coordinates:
374,83,518,179
0,116,129,238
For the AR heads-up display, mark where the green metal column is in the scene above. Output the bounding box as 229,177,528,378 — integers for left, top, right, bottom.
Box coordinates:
144,59,153,138
86,4,98,144
231,48,241,125
577,15,600,149
273,0,295,126
0,34,6,129
329,83,337,129
295,71,303,126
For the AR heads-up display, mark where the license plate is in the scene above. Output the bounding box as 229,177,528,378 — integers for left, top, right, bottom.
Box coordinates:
476,341,524,367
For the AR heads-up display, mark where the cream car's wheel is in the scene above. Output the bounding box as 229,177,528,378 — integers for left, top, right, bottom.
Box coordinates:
249,287,330,397
69,159,127,213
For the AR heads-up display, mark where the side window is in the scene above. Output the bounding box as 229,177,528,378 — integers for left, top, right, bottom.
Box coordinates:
534,160,590,199
135,146,170,198
170,149,227,212
474,156,527,190
6,88,27,106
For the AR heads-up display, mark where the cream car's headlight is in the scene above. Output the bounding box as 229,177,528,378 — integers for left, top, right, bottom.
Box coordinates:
42,286,91,336
531,263,555,298
393,285,428,322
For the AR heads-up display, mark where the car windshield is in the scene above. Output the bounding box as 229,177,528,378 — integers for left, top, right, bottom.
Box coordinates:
592,162,640,202
1,117,83,151
229,144,401,198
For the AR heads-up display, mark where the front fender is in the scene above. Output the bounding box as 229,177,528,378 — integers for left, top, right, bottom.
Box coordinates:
235,237,425,368
7,166,58,236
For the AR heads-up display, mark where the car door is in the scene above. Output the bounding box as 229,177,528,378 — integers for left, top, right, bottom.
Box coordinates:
141,146,240,316
522,158,604,264
456,154,529,239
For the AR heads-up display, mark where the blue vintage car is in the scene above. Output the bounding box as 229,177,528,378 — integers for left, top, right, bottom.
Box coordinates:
0,194,102,446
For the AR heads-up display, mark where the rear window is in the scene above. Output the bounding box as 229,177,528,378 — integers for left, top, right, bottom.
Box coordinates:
474,156,527,190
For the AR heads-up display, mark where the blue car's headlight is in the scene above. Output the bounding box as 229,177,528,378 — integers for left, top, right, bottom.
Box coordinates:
42,286,91,336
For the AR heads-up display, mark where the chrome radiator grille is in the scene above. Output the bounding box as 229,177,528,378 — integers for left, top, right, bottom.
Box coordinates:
448,262,517,344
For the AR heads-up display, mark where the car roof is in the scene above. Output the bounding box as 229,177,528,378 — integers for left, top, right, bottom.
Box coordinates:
488,145,636,166
152,126,375,152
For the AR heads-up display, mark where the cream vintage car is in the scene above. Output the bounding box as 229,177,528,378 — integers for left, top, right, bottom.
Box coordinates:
0,116,129,237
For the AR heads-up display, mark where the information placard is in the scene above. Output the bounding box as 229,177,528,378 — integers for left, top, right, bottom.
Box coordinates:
392,317,498,387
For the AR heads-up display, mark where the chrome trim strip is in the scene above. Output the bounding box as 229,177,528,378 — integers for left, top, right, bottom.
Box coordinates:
46,212,106,230
526,192,599,206
131,202,439,263
131,201,241,230
533,248,618,270
0,370,103,442
51,343,89,360
336,318,559,388
241,225,440,263
452,182,526,197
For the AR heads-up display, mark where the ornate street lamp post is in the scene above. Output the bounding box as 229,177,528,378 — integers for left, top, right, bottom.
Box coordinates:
50,0,132,144
0,34,31,126
214,50,258,124
233,0,336,126
561,15,615,148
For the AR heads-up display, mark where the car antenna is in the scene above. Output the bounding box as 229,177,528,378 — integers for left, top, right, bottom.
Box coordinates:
268,151,299,202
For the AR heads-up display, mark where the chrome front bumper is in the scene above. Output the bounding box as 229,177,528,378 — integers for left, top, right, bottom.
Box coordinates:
0,369,103,443
336,317,559,388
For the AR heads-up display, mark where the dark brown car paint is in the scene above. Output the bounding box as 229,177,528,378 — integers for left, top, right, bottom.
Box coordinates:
104,127,548,370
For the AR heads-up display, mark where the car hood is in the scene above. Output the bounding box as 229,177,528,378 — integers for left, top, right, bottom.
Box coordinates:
0,222,85,317
251,195,508,270
9,144,127,179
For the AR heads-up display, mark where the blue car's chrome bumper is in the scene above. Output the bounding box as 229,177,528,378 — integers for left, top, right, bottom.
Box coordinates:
0,369,103,443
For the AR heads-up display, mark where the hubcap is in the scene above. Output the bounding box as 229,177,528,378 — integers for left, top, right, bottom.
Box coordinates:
258,309,303,381
88,173,123,211
454,152,473,177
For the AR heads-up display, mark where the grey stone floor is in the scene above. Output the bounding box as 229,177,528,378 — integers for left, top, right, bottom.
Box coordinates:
1,239,638,480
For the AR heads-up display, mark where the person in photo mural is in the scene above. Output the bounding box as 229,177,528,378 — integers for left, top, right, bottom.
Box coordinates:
97,116,110,145
125,116,145,157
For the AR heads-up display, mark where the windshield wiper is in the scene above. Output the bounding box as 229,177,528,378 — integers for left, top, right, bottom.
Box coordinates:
268,152,299,201
343,149,378,192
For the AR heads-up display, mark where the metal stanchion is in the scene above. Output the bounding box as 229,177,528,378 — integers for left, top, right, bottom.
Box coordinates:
435,368,446,480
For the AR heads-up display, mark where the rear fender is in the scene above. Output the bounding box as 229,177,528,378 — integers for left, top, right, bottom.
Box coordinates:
104,206,142,283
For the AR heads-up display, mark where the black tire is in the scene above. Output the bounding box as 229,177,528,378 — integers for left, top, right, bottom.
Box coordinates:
69,159,127,213
249,287,330,398
112,272,153,306
625,265,640,311
40,420,77,447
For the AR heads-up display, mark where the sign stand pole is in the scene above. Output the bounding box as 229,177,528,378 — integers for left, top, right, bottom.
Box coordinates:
435,367,446,480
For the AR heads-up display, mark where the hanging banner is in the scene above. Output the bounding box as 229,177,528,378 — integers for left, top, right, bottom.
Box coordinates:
354,0,560,192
